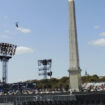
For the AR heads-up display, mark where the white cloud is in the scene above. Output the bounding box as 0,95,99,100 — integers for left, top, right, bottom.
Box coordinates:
17,27,31,33
4,30,9,33
88,38,105,46
94,25,100,29
99,32,105,36
16,46,34,55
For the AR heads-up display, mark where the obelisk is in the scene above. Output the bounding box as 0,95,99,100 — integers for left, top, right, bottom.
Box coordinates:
68,0,81,92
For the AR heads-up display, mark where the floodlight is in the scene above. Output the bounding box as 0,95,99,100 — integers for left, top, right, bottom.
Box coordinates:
38,59,52,80
0,42,17,84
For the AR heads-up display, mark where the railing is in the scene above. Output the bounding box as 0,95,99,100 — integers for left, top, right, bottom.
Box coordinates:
0,94,76,103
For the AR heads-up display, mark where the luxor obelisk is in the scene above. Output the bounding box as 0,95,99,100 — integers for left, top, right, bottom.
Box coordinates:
68,0,81,92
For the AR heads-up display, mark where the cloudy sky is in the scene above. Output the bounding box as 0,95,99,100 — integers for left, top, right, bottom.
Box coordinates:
0,0,105,83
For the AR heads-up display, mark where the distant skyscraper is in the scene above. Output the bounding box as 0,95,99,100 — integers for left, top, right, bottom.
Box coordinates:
68,0,81,92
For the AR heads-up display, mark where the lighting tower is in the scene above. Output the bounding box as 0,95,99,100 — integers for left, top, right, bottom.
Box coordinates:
0,43,17,84
38,59,52,80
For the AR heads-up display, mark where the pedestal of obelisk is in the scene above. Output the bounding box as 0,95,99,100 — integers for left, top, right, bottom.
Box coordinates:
68,0,82,92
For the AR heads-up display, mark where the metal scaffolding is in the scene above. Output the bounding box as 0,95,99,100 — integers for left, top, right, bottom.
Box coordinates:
38,59,52,80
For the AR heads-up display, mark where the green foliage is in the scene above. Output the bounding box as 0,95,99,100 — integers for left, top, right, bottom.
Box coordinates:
23,75,105,90
82,75,100,83
23,77,69,90
99,77,105,82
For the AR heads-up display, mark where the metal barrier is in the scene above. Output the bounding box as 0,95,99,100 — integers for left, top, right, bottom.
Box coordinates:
0,94,76,104
0,92,105,105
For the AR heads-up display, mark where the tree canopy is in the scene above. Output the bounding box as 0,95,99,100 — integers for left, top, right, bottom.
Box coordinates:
23,75,105,90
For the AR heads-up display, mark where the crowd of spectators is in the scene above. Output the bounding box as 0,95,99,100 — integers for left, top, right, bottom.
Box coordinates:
1,82,105,95
0,82,36,95
82,82,105,92
0,83,68,95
